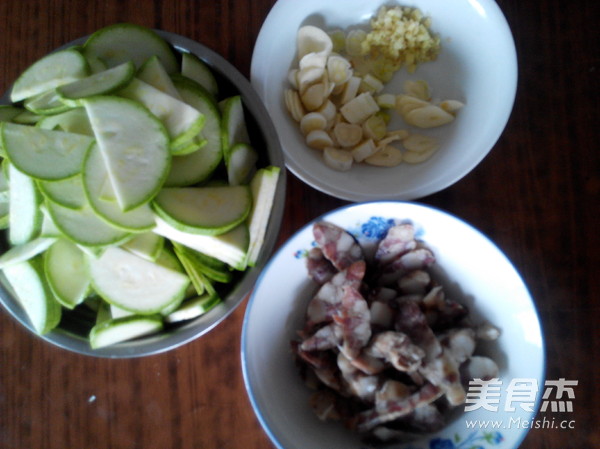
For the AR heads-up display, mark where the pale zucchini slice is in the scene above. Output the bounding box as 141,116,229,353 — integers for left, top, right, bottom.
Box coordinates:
56,60,135,101
227,142,258,186
119,78,205,150
10,48,88,102
82,142,156,232
0,105,23,122
120,232,164,261
83,95,170,211
181,52,218,98
154,217,249,270
89,314,164,349
83,23,178,74
1,122,94,181
8,163,42,245
2,257,62,334
220,95,251,163
88,246,189,314
36,108,94,136
165,76,223,186
0,237,57,270
164,292,221,323
44,238,90,309
46,200,131,247
245,166,281,266
24,90,72,115
12,110,42,125
153,185,251,236
38,175,87,210
138,56,181,99
172,242,232,283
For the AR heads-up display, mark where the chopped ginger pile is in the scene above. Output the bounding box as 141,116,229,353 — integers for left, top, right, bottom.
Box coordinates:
360,6,441,76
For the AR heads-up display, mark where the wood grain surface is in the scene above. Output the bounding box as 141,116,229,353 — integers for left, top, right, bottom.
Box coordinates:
1,1,598,448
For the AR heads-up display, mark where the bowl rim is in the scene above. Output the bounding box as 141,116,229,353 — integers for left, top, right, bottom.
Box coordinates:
241,200,546,449
250,0,518,201
0,29,287,358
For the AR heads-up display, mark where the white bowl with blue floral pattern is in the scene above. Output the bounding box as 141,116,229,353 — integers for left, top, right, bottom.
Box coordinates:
242,201,544,449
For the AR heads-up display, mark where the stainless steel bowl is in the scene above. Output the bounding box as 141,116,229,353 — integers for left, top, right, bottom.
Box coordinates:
0,30,286,358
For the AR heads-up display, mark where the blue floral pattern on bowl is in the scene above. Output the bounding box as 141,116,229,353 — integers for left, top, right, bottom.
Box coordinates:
429,430,504,449
294,216,424,259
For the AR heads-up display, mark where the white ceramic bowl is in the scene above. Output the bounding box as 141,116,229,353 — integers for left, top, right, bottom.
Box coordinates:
0,31,286,358
242,201,544,449
251,0,517,201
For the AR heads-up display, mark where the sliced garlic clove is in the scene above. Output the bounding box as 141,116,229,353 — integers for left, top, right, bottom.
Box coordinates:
287,69,299,90
339,76,362,105
300,112,328,135
300,51,329,70
317,100,337,126
323,147,353,171
362,114,388,140
301,82,328,111
333,122,363,147
376,134,404,150
306,129,334,149
340,92,380,124
402,134,440,153
297,25,333,60
395,94,430,117
359,73,385,94
403,149,437,164
405,104,454,128
385,129,410,140
403,79,431,100
284,89,305,122
364,145,403,167
439,99,465,115
351,139,377,162
376,93,396,109
345,29,367,56
326,54,353,87
328,29,346,53
297,66,325,94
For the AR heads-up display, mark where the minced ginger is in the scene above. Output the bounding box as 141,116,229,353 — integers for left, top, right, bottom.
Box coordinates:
358,6,441,78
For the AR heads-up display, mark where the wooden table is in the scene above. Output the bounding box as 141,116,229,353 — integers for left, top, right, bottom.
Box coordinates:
0,1,597,448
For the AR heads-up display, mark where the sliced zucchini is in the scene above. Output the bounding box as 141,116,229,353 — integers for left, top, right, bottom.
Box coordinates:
181,52,218,98
118,78,205,150
120,232,164,262
154,217,249,270
36,108,94,136
46,200,131,247
1,122,94,181
246,166,281,266
220,95,251,163
165,76,223,186
89,314,164,349
0,237,57,270
153,185,251,236
164,292,221,323
38,175,87,210
87,246,189,314
10,48,88,102
24,90,72,115
56,60,135,101
82,142,155,232
138,56,181,99
44,238,90,309
83,95,170,211
83,23,178,74
8,163,42,245
2,257,62,334
227,142,258,186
